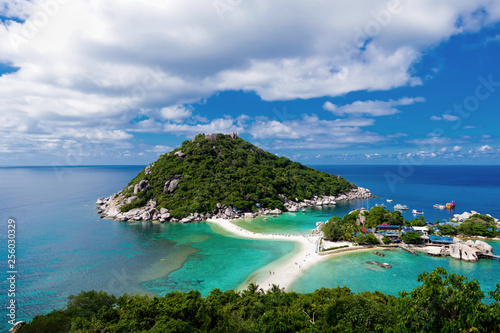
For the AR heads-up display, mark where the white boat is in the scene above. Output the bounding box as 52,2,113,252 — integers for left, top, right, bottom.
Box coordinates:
394,204,409,210
387,199,393,202
412,209,424,215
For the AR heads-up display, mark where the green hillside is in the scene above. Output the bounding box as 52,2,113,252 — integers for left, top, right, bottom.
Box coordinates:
118,133,355,219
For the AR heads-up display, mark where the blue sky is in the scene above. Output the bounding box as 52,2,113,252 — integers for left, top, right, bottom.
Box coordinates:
0,1,499,166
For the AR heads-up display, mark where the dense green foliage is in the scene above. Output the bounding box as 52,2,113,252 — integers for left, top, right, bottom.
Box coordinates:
437,224,458,235
323,207,404,242
119,134,355,218
407,216,427,226
364,207,404,228
401,230,423,244
354,233,380,245
457,214,498,238
18,268,500,333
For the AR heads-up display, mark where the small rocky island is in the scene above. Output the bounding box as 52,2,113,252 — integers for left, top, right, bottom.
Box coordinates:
96,133,373,223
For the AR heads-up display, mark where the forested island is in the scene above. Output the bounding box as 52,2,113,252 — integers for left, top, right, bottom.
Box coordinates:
15,268,500,333
96,133,372,222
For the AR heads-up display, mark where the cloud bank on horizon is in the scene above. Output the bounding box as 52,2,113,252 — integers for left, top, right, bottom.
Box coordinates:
0,0,499,165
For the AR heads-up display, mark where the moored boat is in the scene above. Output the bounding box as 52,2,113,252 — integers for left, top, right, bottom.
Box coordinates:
394,204,409,210
412,209,424,215
446,201,455,209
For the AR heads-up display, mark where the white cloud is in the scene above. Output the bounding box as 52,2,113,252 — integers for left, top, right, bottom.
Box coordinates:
323,97,425,117
443,114,460,121
0,0,499,161
248,114,378,141
146,145,173,153
453,145,462,152
478,145,492,152
430,115,442,121
408,137,453,146
160,105,193,122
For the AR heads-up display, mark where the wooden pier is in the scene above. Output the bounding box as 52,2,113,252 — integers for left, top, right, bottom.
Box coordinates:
399,245,418,256
477,254,500,261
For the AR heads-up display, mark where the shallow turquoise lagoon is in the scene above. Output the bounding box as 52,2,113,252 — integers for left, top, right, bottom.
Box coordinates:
232,200,372,235
291,241,500,302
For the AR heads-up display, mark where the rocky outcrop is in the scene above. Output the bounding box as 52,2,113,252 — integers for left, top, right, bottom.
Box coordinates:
356,210,368,226
474,240,493,255
144,163,154,175
97,185,374,223
452,211,500,227
206,133,217,142
134,180,149,195
174,151,186,162
163,175,182,193
280,187,373,213
9,321,25,332
311,221,324,234
450,242,478,262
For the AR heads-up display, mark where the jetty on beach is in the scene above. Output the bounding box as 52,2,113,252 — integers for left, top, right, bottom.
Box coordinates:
399,245,418,256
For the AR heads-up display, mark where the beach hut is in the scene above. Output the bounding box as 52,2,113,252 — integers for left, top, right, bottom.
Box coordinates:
412,226,429,236
427,235,454,245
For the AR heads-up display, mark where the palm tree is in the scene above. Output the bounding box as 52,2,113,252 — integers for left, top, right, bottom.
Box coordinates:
243,282,263,296
268,284,285,294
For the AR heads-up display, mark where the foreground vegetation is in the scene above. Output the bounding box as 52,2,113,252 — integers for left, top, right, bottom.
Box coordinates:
18,268,500,332
119,133,355,218
322,207,498,243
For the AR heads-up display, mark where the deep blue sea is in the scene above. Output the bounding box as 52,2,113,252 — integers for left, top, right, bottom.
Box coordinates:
0,165,499,331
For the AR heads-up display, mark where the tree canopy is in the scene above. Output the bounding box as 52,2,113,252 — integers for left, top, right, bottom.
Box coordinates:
18,268,500,333
119,134,355,218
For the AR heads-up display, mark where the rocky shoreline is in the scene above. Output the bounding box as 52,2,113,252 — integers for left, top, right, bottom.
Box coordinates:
95,187,374,223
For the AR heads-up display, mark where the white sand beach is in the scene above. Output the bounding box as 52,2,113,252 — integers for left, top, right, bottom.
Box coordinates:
207,218,326,292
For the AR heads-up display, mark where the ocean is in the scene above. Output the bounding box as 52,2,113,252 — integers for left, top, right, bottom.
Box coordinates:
0,164,499,330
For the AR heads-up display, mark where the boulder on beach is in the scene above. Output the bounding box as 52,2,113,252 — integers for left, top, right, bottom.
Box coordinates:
450,243,478,262
473,240,493,255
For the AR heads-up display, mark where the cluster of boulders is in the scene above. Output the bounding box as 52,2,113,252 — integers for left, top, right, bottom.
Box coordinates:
311,221,325,234
283,187,373,212
450,239,493,262
192,131,238,143
96,187,374,224
452,211,500,227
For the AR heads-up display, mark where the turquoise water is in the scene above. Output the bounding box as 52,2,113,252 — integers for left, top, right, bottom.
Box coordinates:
0,166,294,331
0,165,498,331
233,200,371,234
292,241,500,303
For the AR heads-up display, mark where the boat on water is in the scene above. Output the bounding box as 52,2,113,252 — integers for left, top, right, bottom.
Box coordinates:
375,203,387,208
446,201,455,209
301,209,306,213
412,209,424,215
433,204,446,209
386,199,393,202
394,204,409,210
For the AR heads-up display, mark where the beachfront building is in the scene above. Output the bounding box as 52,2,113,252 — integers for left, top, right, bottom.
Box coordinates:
375,225,400,241
412,226,429,236
426,235,454,245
